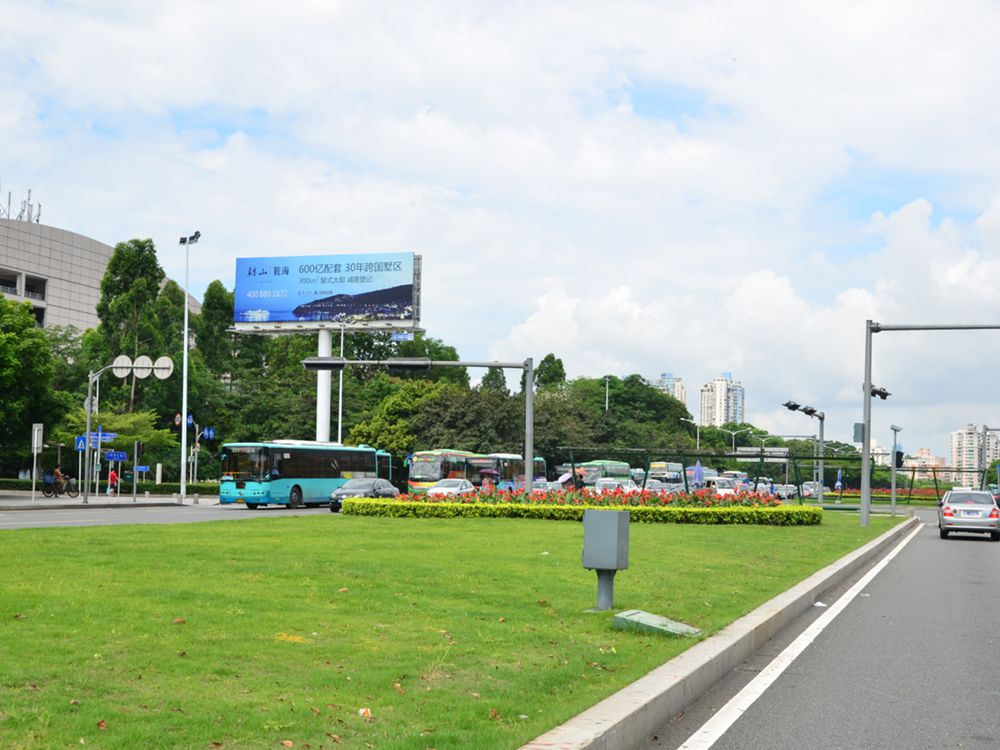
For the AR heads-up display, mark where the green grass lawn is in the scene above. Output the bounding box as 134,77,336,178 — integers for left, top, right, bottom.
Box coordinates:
0,512,901,749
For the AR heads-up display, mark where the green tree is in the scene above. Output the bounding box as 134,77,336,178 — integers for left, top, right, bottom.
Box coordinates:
195,280,235,377
0,298,67,474
95,238,166,411
534,353,566,389
349,379,451,456
479,367,508,394
396,335,469,386
411,386,522,453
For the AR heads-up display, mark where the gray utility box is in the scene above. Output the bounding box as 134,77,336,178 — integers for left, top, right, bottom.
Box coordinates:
582,509,629,570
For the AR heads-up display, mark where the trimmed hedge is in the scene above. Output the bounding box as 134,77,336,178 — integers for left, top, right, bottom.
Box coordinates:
342,498,823,525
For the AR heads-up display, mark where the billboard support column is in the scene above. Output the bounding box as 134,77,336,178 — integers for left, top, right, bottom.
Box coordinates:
316,329,333,442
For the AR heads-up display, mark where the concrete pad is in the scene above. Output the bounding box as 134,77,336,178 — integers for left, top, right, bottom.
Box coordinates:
612,609,700,637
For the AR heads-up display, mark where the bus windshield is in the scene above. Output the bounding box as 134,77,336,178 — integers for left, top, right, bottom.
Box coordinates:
408,458,444,481
221,446,268,481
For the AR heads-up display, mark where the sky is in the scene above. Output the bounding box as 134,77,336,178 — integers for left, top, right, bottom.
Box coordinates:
4,1,1000,458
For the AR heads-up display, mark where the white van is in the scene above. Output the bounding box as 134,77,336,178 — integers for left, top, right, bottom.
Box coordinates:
703,476,738,497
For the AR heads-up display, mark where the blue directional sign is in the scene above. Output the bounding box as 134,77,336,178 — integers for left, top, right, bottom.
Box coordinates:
135,465,150,472
204,426,215,440
187,414,194,426
75,436,87,451
105,450,128,462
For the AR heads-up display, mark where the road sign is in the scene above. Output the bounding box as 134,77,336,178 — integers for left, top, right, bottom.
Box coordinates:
187,414,194,426
112,354,133,378
106,450,127,462
75,436,87,451
153,355,174,379
32,423,44,454
135,465,150,472
204,426,215,440
132,354,153,379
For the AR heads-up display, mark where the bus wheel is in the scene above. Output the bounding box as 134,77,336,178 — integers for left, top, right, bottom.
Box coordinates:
288,487,303,509
246,503,259,510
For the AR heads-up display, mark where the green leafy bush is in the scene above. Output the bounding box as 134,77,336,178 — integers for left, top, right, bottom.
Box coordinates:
343,498,822,525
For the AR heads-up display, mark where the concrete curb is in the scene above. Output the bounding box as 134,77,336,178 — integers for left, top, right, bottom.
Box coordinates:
521,514,921,750
0,502,182,511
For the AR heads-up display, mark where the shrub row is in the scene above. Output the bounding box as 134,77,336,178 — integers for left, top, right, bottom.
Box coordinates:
343,498,823,525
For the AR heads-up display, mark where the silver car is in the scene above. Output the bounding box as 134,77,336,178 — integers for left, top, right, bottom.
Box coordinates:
426,478,476,497
937,490,1000,541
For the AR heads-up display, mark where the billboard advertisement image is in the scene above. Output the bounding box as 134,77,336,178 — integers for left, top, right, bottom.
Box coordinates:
233,252,416,328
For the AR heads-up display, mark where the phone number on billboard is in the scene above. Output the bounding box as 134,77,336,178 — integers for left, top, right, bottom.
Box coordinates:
245,290,289,299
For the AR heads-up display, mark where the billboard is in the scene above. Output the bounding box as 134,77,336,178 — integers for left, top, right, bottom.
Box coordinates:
233,252,419,330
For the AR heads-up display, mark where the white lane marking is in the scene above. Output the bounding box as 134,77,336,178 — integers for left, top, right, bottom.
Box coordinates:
678,523,923,750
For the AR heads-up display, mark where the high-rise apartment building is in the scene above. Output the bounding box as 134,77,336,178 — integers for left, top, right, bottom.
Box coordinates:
903,448,946,480
655,372,687,408
698,372,745,426
949,424,1000,485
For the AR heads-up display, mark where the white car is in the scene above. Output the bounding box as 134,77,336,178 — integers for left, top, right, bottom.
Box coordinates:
426,478,476,497
593,478,639,493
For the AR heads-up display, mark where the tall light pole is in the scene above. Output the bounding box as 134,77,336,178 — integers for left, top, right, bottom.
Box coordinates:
680,418,700,449
783,401,825,503
890,424,901,516
720,427,750,452
178,230,200,499
604,375,610,412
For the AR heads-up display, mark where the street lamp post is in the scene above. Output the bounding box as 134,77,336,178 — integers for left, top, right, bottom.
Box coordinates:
783,401,826,503
680,418,700,449
720,427,750,452
178,230,200,500
890,424,901,516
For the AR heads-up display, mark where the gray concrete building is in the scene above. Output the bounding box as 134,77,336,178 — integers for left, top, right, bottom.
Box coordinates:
0,218,114,330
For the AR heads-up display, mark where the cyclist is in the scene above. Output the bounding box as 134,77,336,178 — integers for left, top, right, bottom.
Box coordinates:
53,465,66,495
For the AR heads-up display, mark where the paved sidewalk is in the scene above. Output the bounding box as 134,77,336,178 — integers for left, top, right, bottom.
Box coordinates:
0,489,218,510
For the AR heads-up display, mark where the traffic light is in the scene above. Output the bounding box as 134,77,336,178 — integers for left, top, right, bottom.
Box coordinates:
894,450,904,469
384,357,432,377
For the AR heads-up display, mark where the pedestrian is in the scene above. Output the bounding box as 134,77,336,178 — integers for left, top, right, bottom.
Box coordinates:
107,467,118,496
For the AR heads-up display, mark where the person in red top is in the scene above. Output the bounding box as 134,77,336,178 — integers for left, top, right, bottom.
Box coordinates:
107,467,118,496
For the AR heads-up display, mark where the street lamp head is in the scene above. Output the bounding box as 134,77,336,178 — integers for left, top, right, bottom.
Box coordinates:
191,230,201,242
782,401,800,411
890,424,902,432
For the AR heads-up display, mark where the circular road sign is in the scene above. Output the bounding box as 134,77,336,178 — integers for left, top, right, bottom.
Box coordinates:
112,354,133,378
153,355,175,380
132,355,154,379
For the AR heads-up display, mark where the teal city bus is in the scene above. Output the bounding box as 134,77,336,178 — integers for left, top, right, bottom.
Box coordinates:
220,440,392,509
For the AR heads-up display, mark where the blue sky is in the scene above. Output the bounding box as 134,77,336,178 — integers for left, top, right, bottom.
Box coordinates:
4,0,1000,458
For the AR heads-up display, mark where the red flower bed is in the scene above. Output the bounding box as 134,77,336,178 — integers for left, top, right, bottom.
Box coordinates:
401,487,783,509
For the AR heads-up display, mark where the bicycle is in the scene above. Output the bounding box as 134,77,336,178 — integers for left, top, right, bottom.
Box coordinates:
41,475,79,498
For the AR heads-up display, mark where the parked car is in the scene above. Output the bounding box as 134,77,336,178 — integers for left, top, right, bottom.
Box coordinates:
703,476,738,497
426,478,476,497
330,478,399,512
800,481,832,498
532,481,565,494
773,484,798,500
594,478,639,493
938,489,1000,540
641,479,671,493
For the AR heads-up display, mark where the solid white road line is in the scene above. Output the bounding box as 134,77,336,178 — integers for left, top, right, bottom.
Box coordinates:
678,522,924,750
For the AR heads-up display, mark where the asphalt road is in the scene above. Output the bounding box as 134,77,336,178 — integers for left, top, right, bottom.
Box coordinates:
0,503,332,529
645,508,1000,750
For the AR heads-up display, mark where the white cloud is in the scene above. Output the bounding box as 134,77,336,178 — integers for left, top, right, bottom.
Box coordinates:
5,1,1000,458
